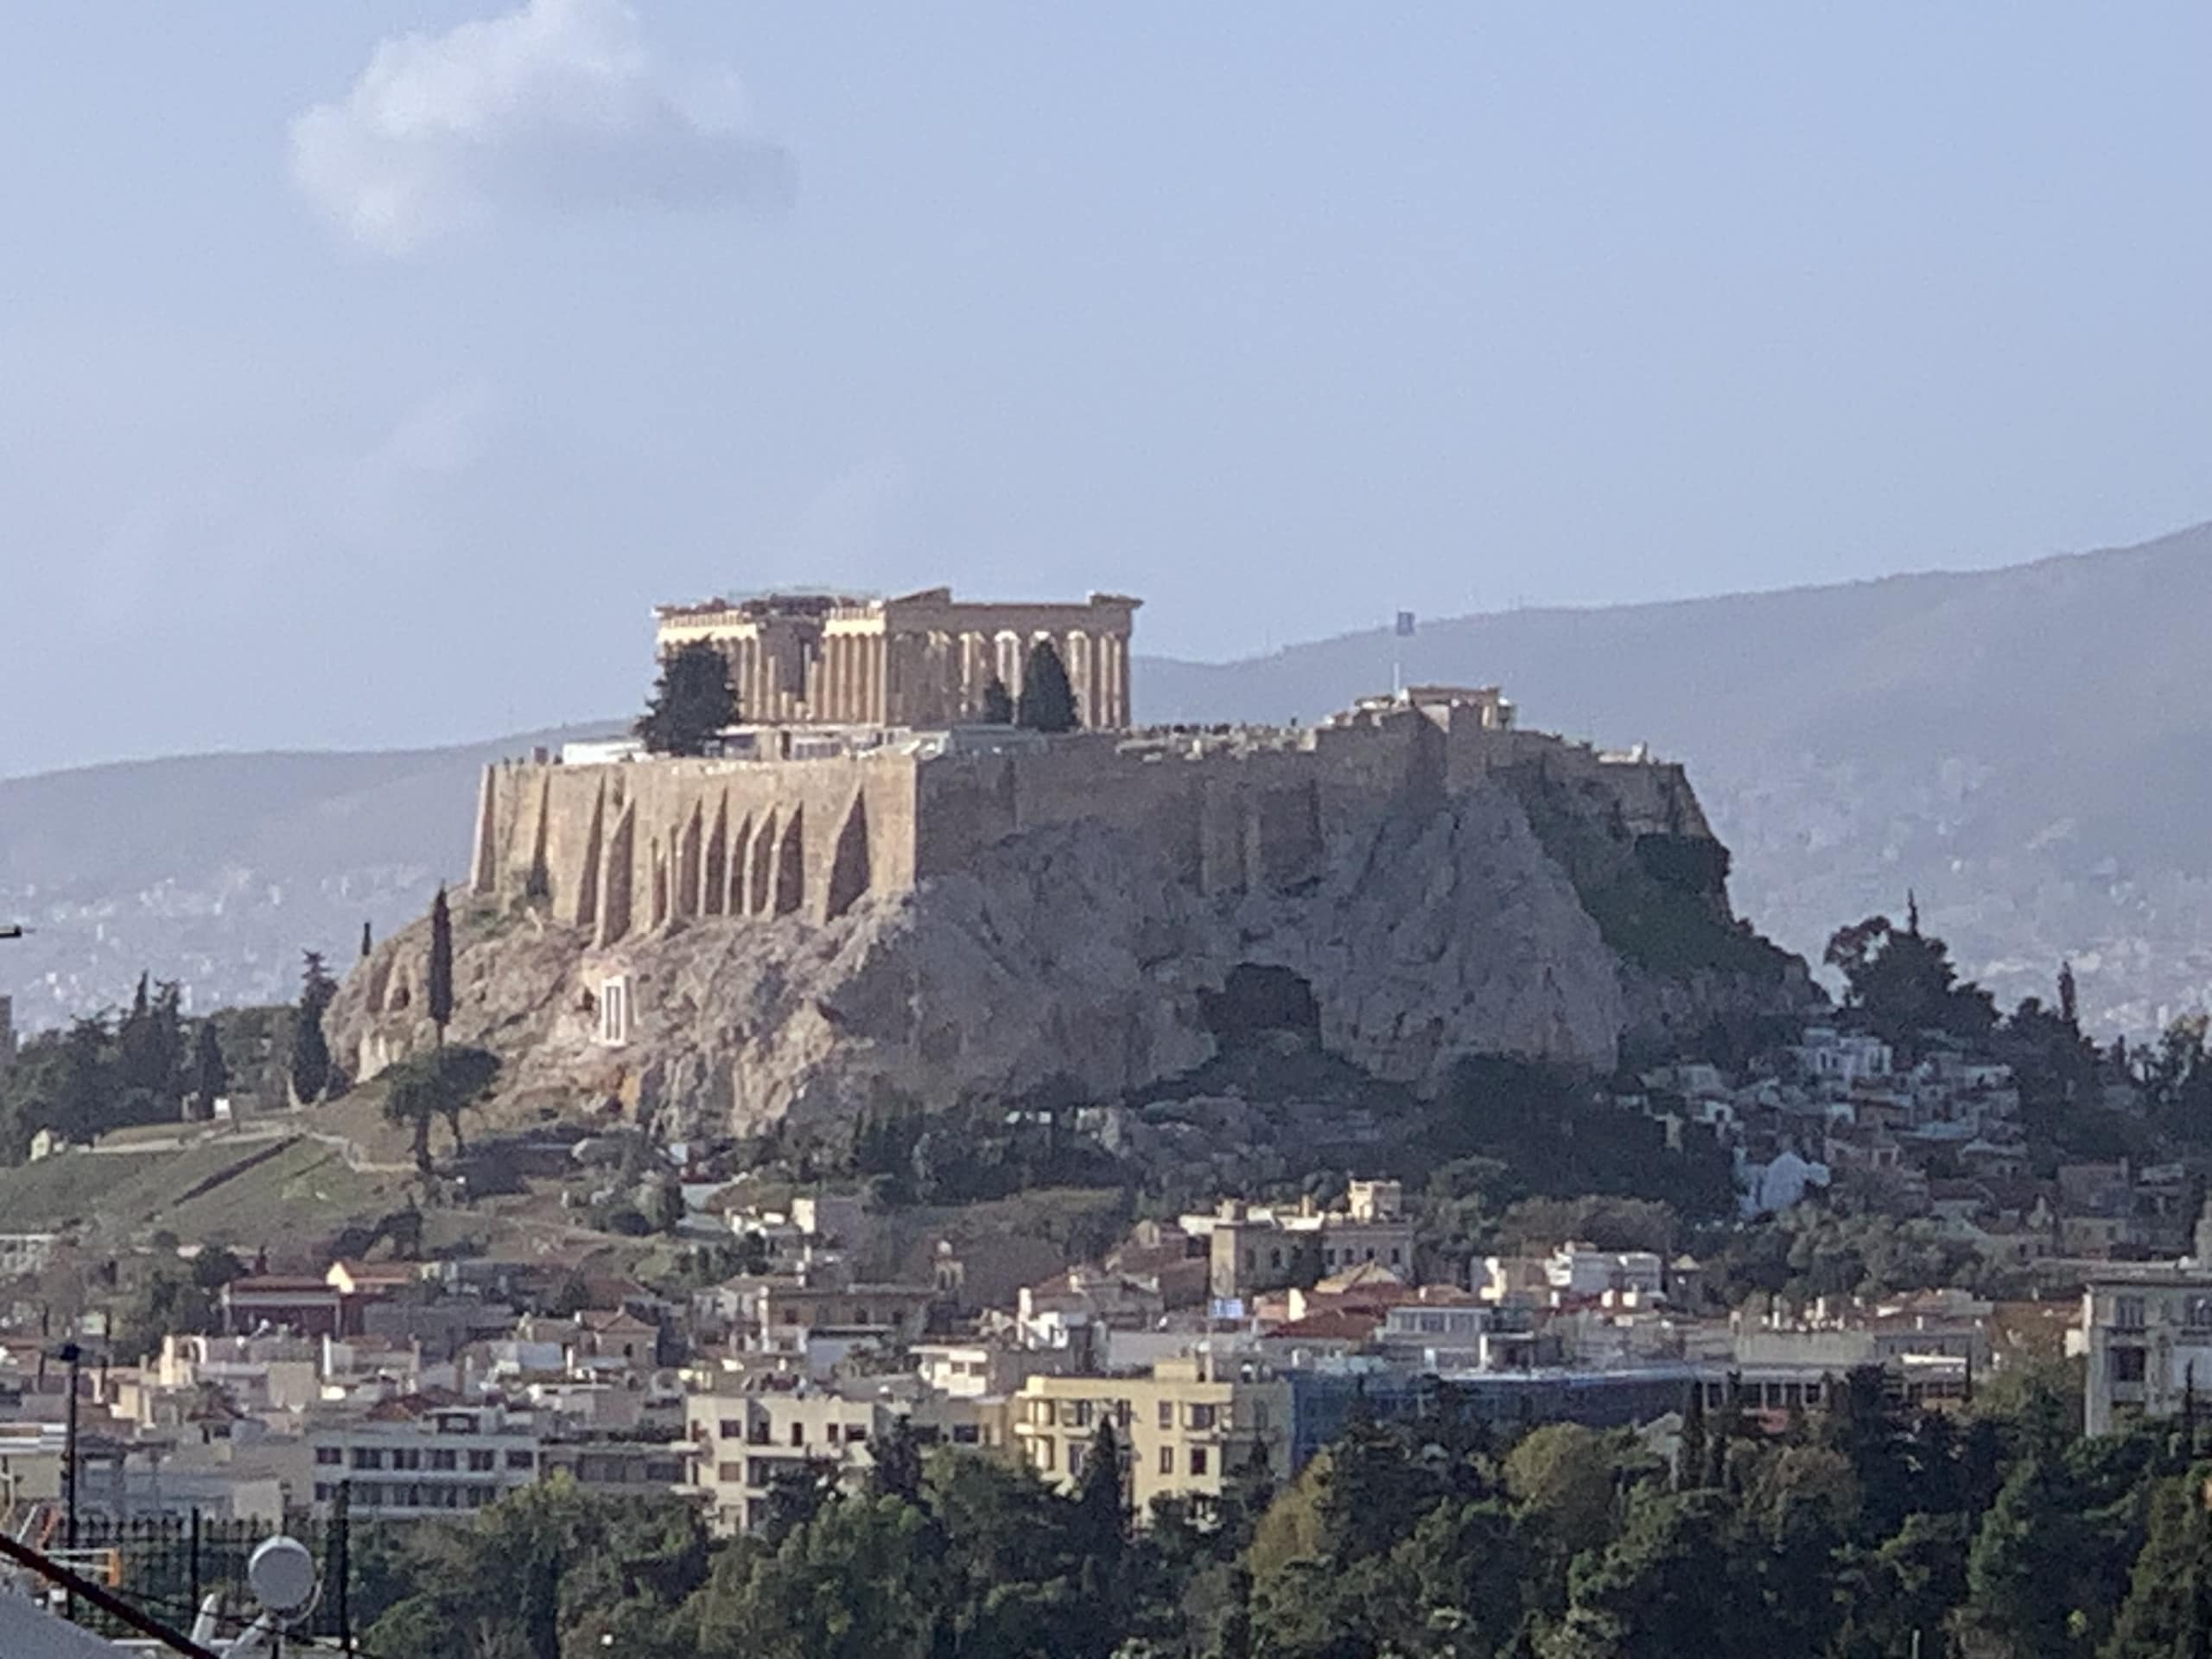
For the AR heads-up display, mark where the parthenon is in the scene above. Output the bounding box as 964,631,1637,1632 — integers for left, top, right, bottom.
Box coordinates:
653,587,1141,730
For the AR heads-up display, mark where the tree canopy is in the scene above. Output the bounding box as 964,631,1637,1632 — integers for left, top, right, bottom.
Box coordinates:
1824,911,1997,1057
637,640,741,756
381,1043,499,1177
1016,639,1080,733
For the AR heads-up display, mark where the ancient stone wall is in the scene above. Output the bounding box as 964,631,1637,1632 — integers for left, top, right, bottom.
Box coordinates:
470,709,1720,936
472,751,921,943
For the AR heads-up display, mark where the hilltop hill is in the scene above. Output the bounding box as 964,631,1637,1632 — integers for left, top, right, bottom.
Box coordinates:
6,523,2211,1033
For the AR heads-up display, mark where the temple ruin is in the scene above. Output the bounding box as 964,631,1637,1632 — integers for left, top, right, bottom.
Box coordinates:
653,587,1141,730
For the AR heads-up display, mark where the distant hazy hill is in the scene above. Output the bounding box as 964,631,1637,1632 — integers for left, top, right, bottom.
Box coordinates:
6,523,2209,1034
1141,521,2212,1033
0,727,606,1026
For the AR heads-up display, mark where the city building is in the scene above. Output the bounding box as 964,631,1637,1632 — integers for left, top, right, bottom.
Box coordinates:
305,1400,543,1517
1011,1354,1291,1515
1182,1181,1415,1304
2081,1270,2212,1434
687,1386,887,1535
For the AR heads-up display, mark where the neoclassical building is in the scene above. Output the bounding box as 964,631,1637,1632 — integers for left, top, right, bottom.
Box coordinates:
653,587,1141,730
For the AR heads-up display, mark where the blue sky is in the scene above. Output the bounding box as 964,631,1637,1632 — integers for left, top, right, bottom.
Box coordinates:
3,3,2207,776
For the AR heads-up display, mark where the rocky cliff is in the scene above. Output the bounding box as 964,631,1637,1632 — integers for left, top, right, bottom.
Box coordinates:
327,766,1811,1141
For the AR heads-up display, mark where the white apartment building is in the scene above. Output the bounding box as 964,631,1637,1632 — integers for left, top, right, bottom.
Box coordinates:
2082,1272,2212,1434
1547,1244,1666,1300
306,1401,542,1517
687,1387,884,1535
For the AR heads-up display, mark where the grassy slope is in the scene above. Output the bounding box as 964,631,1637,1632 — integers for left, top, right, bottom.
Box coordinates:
0,1136,410,1253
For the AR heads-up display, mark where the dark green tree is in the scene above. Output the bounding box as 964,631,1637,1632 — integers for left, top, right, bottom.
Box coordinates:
1956,1454,2094,1659
114,972,184,1115
428,884,454,1045
1675,1383,1707,1492
868,1414,926,1504
290,950,339,1103
380,1044,499,1177
1015,639,1080,733
361,919,374,960
2107,1465,2212,1659
1824,912,1997,1057
980,675,1014,725
636,640,740,757
189,1019,228,1121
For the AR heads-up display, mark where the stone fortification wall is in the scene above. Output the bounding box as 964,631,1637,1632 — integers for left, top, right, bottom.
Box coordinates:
470,750,920,944
468,709,1725,939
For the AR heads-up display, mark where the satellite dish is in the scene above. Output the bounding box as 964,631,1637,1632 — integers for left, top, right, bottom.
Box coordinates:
247,1536,319,1618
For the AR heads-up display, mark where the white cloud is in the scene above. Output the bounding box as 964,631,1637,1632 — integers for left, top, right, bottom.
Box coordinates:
289,0,791,254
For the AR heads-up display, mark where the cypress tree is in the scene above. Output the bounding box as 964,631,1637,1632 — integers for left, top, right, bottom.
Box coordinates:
428,885,454,1046
1675,1382,1707,1491
360,920,373,961
634,640,740,756
980,675,1014,725
290,951,338,1104
190,1019,229,1121
1015,639,1079,733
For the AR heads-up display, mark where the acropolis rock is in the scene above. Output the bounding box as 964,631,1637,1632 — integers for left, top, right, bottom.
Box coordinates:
328,679,1810,1140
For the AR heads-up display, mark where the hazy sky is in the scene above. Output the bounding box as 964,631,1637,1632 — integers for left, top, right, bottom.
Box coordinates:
3,3,2208,778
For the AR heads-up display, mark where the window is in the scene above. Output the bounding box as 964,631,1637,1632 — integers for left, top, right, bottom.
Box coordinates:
467,1450,496,1472
2187,1297,2212,1330
2116,1295,2147,1331
1115,1401,1132,1430
845,1425,868,1444
506,1450,536,1470
790,1422,805,1447
718,1462,743,1483
392,1449,421,1471
1186,1404,1217,1431
1159,1446,1174,1475
719,1420,742,1440
430,1450,458,1471
1390,1248,1402,1266
1071,1400,1095,1428
314,1483,334,1502
350,1448,385,1471
1189,1447,1209,1476
315,1446,342,1466
1268,1248,1282,1271
2111,1345,2148,1383
1068,1442,1086,1479
645,1459,683,1483
951,1425,982,1446
1157,1402,1173,1430
467,1485,496,1507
